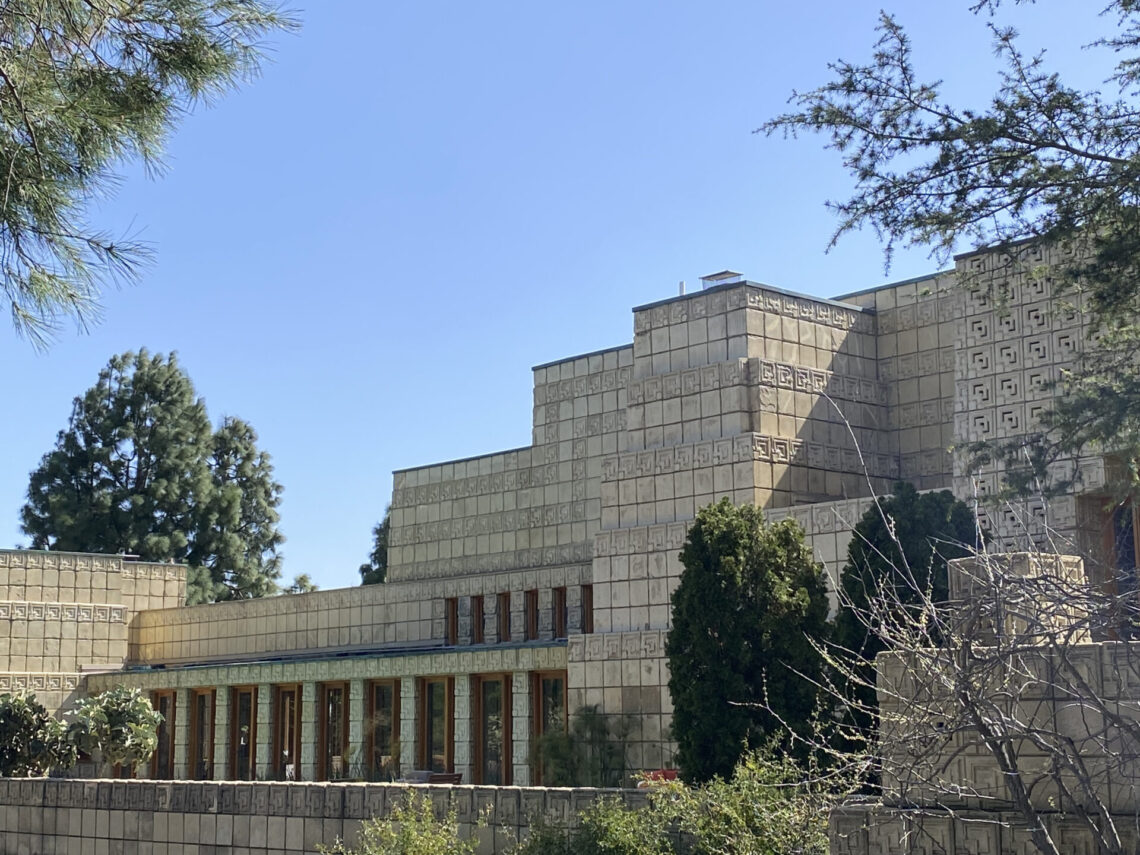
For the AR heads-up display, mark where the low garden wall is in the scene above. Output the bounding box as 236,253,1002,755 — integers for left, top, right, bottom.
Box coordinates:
0,777,645,855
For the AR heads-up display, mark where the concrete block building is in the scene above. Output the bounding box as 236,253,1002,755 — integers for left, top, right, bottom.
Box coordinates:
1,245,1120,786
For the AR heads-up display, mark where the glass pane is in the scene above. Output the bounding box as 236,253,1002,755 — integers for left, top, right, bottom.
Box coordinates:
427,682,446,772
1115,505,1138,590
155,695,172,778
541,677,565,733
325,687,345,779
279,689,297,780
371,684,395,779
193,693,213,779
235,691,254,780
480,680,504,785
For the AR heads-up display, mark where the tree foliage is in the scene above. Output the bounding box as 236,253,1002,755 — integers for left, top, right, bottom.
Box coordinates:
831,483,976,755
666,499,830,783
69,686,163,771
513,748,837,855
0,692,76,776
359,509,390,585
21,349,286,603
834,483,977,662
531,704,633,788
761,1,1140,493
319,791,478,855
0,0,297,344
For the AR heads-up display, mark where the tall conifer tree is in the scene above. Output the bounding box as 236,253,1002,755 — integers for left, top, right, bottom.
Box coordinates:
21,350,285,603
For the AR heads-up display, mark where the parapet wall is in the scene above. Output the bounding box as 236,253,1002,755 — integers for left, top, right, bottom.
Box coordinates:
0,778,641,855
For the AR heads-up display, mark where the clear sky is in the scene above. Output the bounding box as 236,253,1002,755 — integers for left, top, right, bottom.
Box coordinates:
0,1,1109,590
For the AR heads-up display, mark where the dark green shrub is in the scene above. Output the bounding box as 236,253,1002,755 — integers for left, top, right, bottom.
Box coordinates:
532,704,634,787
666,499,830,782
0,692,76,776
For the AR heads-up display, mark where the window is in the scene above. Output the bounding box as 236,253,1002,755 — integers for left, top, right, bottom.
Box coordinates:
418,677,454,773
445,597,459,646
525,589,539,640
230,686,258,781
319,682,349,781
473,674,511,785
471,595,485,644
553,587,567,639
188,689,215,780
581,584,594,634
531,671,568,785
366,680,400,781
151,690,177,779
273,684,302,781
497,592,511,643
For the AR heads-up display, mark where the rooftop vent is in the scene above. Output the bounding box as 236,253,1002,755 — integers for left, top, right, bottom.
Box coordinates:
700,270,743,289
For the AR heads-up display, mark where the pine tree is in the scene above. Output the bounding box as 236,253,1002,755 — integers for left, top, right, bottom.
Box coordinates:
0,1,296,344
666,499,830,783
359,509,390,585
187,417,284,603
761,1,1140,492
21,350,285,603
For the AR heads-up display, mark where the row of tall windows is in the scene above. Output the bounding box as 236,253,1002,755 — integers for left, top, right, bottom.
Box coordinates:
148,670,566,784
444,585,592,646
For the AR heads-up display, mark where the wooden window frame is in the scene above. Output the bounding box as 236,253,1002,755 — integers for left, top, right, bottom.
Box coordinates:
366,679,401,781
497,592,511,643
471,595,485,644
472,674,512,785
151,689,177,779
318,682,350,781
229,686,258,781
272,684,303,781
530,670,569,785
581,584,594,634
417,676,455,773
445,597,459,646
525,589,539,640
553,587,567,639
188,688,216,780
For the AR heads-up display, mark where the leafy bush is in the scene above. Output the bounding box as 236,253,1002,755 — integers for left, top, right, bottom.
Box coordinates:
513,749,836,855
0,692,77,776
69,686,163,771
532,705,633,787
321,791,478,855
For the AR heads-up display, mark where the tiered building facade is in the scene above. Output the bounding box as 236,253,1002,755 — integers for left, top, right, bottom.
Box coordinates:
0,246,1119,786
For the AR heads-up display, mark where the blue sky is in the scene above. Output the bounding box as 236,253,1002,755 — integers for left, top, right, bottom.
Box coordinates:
0,1,1108,589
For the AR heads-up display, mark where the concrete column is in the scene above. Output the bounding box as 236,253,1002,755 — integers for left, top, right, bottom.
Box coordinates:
213,688,230,780
480,594,494,643
301,681,317,782
256,684,272,781
511,671,532,786
537,588,554,640
567,586,583,634
510,589,525,642
453,676,472,782
399,677,416,774
173,688,190,779
457,597,472,646
487,594,502,643
348,678,364,778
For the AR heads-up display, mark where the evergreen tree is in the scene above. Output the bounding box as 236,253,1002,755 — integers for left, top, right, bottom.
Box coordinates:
832,483,976,750
666,499,830,783
0,1,296,345
188,417,284,602
359,509,390,585
761,1,1140,493
21,350,285,603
